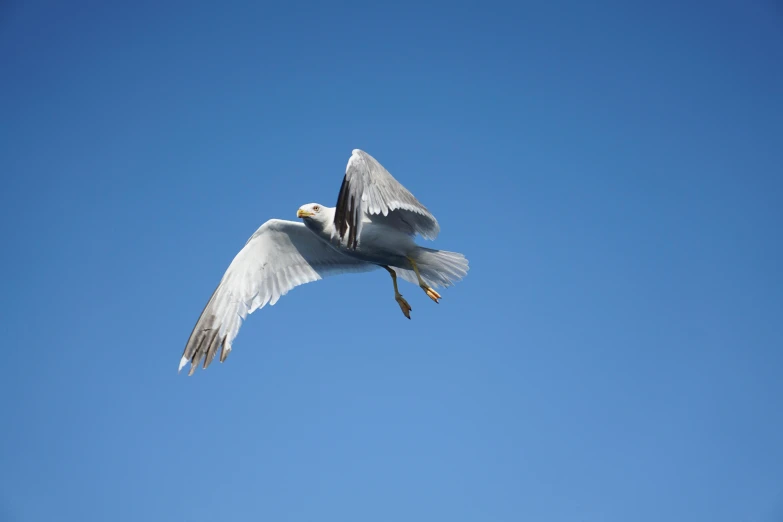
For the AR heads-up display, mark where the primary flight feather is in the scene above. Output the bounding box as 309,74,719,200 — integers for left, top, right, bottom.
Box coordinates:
180,149,469,375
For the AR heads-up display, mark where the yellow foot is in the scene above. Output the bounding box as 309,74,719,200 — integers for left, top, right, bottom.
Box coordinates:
395,294,412,319
422,285,441,303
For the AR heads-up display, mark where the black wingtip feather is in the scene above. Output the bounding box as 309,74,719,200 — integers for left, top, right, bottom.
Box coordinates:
334,174,359,250
335,174,350,239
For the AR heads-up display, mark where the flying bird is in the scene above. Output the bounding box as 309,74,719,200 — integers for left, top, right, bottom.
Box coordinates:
180,149,469,375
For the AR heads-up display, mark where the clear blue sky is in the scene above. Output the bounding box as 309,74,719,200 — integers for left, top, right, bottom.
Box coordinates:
1,2,781,521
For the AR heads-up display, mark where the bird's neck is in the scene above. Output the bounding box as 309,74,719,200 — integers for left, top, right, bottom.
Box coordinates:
303,207,337,241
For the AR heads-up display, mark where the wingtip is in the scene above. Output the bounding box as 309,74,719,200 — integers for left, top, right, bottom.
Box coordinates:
178,355,189,373
347,149,364,169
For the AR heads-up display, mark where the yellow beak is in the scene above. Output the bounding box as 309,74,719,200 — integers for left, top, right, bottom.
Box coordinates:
297,209,313,218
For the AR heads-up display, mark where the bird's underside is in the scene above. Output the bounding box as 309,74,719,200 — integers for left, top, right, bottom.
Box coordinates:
179,149,469,375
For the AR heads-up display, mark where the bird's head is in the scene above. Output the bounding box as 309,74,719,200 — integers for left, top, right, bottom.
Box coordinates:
297,203,327,221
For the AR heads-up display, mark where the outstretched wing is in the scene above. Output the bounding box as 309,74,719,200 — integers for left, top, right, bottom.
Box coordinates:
334,149,439,249
180,219,375,375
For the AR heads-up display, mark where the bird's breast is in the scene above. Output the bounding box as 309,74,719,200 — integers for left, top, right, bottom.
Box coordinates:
332,222,415,266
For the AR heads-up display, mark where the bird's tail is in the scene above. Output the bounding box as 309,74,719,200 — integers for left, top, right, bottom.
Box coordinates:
395,247,469,289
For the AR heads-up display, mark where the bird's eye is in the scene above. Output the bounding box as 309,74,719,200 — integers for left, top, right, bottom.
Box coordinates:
313,205,320,211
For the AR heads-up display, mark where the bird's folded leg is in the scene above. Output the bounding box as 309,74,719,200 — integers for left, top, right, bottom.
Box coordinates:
406,256,441,304
383,265,412,319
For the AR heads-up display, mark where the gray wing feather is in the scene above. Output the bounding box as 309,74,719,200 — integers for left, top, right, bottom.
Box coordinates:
181,219,375,375
334,149,439,249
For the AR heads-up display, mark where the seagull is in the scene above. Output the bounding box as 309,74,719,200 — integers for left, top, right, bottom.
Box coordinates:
179,149,469,375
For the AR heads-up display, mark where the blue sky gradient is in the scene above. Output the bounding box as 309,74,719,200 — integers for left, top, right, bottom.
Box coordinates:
1,2,782,521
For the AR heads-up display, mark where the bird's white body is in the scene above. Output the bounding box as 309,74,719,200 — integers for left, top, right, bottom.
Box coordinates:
303,206,416,269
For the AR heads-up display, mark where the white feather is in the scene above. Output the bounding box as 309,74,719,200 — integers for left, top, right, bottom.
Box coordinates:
180,219,376,374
